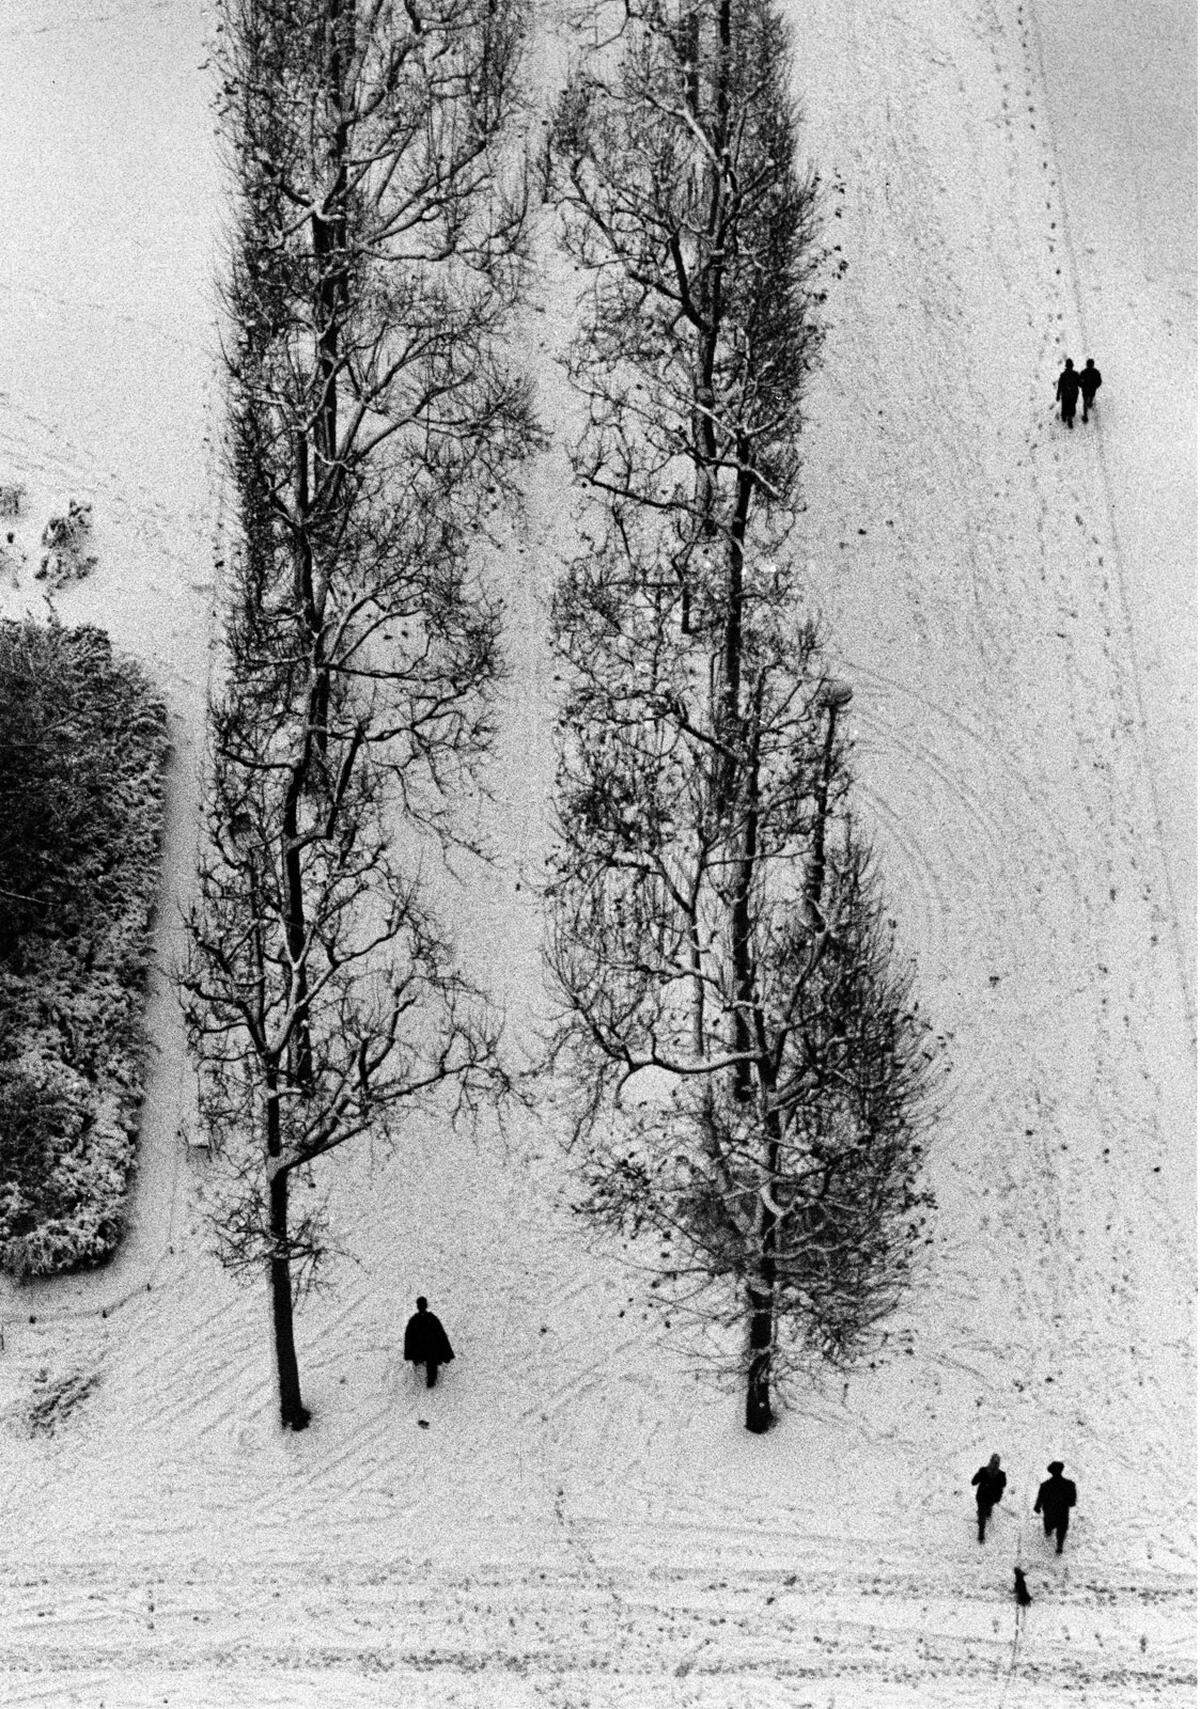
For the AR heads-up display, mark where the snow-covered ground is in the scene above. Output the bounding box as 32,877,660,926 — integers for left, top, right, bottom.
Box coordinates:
0,0,1193,1704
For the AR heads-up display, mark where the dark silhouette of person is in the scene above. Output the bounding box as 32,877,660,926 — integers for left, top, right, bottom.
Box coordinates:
1079,358,1102,422
1056,359,1080,428
403,1296,455,1389
1035,1460,1077,1553
971,1452,1007,1543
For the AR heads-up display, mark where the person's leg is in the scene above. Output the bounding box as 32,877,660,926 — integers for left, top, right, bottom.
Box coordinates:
426,1360,439,1389
1043,1513,1054,1538
977,1503,988,1543
1055,1519,1067,1554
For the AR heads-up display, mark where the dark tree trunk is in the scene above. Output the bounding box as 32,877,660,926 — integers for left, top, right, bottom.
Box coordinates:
745,1096,781,1433
729,687,761,1102
281,760,314,1089
306,0,351,758
266,1066,310,1431
270,1166,310,1430
745,1284,774,1432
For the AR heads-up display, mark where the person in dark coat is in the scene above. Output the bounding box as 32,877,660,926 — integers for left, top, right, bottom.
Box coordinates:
1056,358,1080,428
1035,1460,1077,1553
971,1452,1007,1543
403,1296,455,1389
1079,358,1102,422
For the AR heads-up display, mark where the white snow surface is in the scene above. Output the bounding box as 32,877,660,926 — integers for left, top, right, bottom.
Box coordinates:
0,0,1194,1704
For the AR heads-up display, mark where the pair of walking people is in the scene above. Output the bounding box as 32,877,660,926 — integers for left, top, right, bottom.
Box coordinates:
973,1454,1077,1552
1055,357,1101,428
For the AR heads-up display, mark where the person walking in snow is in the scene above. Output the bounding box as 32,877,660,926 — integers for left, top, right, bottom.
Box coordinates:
1078,358,1102,422
1034,1460,1077,1554
403,1296,455,1389
1056,358,1080,428
971,1452,1007,1543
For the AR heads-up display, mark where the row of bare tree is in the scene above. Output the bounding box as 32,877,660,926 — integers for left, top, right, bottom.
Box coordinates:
183,0,941,1434
183,0,532,1429
545,0,942,1432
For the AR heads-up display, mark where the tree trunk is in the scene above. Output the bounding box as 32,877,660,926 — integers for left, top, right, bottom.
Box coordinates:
745,1095,781,1433
744,1229,777,1431
266,1064,310,1431
729,679,762,1102
269,1165,310,1430
745,1281,774,1432
306,0,351,757
281,758,315,1089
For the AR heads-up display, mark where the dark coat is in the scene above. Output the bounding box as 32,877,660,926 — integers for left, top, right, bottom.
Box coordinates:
1079,364,1102,400
404,1309,455,1366
972,1464,1007,1506
1056,367,1081,404
1035,1472,1077,1521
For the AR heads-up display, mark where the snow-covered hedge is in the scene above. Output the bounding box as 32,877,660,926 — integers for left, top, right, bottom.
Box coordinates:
0,620,168,1278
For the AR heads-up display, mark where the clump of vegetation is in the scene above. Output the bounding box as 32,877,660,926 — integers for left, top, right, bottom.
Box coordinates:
0,619,168,1278
37,499,97,588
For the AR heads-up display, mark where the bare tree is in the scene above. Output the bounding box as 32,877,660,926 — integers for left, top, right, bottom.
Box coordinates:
547,0,939,1431
186,0,531,1428
183,688,501,1430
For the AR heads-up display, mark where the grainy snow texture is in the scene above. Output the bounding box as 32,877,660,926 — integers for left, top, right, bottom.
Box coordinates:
0,0,1194,1704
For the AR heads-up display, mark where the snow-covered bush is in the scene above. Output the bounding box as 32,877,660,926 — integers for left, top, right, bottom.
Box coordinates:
0,620,168,1278
37,498,96,588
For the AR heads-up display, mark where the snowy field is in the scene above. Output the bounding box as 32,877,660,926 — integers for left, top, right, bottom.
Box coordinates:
0,0,1194,1704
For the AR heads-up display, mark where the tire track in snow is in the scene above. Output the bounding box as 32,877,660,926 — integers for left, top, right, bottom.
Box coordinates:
0,1548,1192,1705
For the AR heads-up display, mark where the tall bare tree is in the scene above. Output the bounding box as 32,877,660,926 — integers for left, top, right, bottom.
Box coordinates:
547,0,939,1431
186,0,531,1428
184,685,501,1428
